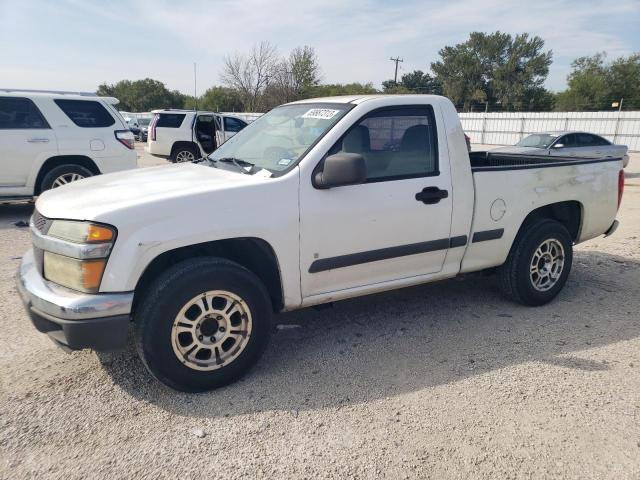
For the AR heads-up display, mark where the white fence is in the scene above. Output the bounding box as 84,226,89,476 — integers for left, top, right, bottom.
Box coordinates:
460,111,640,151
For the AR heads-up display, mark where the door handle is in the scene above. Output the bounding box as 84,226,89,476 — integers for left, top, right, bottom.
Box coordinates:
415,186,448,204
27,138,50,143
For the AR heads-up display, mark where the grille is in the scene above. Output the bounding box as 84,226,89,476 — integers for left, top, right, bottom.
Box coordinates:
31,209,52,234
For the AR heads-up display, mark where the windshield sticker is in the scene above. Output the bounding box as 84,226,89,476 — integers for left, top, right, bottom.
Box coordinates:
278,158,292,166
301,108,341,120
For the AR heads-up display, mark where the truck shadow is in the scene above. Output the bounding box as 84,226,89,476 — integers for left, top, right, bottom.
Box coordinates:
0,202,33,230
99,249,640,418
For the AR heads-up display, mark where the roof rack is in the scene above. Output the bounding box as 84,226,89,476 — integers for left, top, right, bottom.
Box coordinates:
0,88,98,96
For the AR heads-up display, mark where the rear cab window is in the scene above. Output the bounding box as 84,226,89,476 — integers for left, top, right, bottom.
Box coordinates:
54,99,115,128
0,97,50,129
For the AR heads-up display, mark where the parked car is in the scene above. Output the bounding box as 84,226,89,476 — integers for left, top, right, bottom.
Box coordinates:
464,133,471,152
492,131,629,167
0,89,137,200
146,110,248,162
136,117,151,142
17,95,624,392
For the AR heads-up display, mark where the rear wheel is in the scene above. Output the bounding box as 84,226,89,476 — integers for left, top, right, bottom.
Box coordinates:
171,145,198,163
497,218,573,306
134,257,272,392
40,164,93,193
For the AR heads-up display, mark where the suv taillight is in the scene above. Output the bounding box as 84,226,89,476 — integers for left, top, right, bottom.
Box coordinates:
618,169,624,210
114,130,135,149
150,114,159,141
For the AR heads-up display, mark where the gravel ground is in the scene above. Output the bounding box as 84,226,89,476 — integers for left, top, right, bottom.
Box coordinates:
1,147,639,479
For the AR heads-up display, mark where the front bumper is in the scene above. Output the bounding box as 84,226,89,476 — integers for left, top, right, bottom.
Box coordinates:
16,249,133,351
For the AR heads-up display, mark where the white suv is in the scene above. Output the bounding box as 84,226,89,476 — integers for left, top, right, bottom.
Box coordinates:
0,89,137,200
146,110,248,162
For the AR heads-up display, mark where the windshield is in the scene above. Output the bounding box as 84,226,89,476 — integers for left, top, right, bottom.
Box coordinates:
207,103,352,173
517,133,559,148
138,118,151,127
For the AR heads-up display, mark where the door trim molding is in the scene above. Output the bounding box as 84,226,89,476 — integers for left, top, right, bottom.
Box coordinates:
471,228,504,243
308,235,467,273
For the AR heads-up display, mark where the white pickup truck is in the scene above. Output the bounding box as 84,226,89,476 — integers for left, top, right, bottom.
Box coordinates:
17,95,624,392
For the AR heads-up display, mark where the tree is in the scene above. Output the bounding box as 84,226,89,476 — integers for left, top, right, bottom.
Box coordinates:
96,78,186,111
305,82,378,97
555,52,640,110
264,46,322,106
184,86,244,112
382,70,442,94
221,41,279,111
431,32,552,111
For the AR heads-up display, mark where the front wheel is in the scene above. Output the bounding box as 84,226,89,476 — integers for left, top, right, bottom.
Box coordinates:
39,164,93,193
134,257,272,392
497,218,573,306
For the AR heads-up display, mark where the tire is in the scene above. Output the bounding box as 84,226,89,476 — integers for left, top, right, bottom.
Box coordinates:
497,218,573,306
134,257,272,392
39,164,93,193
170,145,198,163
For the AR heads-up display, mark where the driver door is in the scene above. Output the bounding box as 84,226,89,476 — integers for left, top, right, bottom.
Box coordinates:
299,106,453,298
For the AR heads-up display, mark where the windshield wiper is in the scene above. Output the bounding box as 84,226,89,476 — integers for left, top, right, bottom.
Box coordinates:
212,157,256,174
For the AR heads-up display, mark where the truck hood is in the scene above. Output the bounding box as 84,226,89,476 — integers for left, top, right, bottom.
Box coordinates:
36,163,270,221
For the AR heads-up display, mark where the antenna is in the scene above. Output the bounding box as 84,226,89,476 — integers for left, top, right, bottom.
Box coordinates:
194,62,198,111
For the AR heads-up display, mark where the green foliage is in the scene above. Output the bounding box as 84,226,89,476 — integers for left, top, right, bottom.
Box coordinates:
431,31,552,111
306,82,378,97
382,70,442,95
381,71,439,94
96,78,186,111
555,52,640,110
184,86,244,112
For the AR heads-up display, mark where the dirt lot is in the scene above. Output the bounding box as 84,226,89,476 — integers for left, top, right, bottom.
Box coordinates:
1,148,639,479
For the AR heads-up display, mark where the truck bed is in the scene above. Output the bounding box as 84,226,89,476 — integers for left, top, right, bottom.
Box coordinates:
469,151,623,172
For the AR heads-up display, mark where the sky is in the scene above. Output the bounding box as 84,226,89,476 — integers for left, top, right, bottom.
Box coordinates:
1,0,639,95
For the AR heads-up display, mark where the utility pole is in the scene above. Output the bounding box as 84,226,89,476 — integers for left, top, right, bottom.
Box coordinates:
390,56,403,84
193,62,198,111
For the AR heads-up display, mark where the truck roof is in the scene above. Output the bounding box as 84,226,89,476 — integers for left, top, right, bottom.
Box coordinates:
287,94,443,105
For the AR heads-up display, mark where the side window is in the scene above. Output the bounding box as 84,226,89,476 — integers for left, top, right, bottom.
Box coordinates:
581,134,610,146
0,97,50,129
224,117,247,133
558,134,577,148
54,99,115,128
156,113,186,128
332,107,438,181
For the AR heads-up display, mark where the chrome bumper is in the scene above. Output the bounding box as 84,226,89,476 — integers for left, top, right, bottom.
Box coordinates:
16,249,133,350
17,249,133,320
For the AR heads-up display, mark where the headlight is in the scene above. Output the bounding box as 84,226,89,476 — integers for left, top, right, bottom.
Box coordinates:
48,220,114,243
44,252,106,293
38,220,116,293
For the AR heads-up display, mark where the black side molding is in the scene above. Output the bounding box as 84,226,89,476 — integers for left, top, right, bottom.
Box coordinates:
309,235,467,273
472,228,504,243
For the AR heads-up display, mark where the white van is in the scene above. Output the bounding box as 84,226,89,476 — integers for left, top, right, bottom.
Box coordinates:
0,89,137,199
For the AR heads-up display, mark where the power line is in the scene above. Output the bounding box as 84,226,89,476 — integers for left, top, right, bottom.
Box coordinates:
389,57,403,84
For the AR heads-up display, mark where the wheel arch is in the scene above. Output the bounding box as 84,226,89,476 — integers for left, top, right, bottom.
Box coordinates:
516,200,583,243
34,155,101,194
132,237,284,314
170,141,200,158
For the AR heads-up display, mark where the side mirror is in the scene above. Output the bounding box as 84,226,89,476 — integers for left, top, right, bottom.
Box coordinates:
314,153,367,189
552,143,564,149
